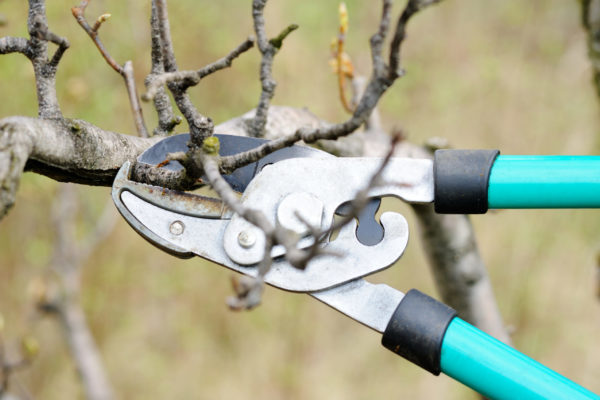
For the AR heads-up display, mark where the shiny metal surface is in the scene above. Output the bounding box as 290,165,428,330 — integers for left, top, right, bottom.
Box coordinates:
120,190,231,264
312,279,405,333
223,157,433,263
277,192,324,235
121,188,410,292
112,162,194,258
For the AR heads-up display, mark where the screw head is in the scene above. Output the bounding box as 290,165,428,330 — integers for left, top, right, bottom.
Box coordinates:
237,230,256,249
169,220,185,235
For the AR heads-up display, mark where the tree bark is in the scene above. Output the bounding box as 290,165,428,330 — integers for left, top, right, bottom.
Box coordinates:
0,116,161,218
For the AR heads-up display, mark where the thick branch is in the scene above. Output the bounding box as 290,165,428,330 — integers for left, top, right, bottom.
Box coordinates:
0,107,334,221
0,116,161,219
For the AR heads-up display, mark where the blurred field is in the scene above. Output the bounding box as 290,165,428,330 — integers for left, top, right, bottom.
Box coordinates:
1,0,599,399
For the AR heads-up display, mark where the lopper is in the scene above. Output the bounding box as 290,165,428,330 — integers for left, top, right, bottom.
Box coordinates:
112,133,600,400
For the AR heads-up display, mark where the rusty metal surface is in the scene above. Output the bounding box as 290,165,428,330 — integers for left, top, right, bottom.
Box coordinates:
114,161,230,219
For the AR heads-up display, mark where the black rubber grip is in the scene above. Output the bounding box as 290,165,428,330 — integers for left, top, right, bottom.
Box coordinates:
381,289,457,375
434,149,500,214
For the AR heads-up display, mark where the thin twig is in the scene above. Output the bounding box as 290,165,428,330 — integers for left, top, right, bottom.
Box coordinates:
155,0,214,144
72,0,149,137
71,1,120,73
143,37,254,101
247,0,298,138
123,61,149,138
389,0,440,79
0,37,32,57
218,0,440,174
369,0,393,77
29,13,70,68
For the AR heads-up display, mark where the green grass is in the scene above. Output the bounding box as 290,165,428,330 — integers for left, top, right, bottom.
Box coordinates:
1,0,599,399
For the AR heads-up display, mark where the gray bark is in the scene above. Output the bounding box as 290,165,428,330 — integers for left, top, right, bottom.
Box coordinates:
0,116,161,218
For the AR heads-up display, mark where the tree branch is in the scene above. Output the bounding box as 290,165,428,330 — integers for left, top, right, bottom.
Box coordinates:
155,0,213,144
369,0,392,77
146,0,180,136
26,0,70,118
143,37,254,101
388,0,440,79
247,0,297,138
412,204,512,343
218,0,441,174
0,116,161,219
0,37,32,57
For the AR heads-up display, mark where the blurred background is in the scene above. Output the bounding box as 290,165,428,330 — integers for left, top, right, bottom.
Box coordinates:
1,0,599,398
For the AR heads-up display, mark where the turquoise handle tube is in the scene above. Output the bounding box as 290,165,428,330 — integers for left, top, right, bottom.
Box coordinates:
382,290,598,399
488,156,600,208
441,318,600,400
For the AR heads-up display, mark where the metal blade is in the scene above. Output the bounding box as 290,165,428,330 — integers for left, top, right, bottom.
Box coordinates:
114,161,230,219
311,279,405,333
137,133,329,192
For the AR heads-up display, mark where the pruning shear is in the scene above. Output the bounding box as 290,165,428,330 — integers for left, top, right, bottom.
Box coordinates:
112,133,600,400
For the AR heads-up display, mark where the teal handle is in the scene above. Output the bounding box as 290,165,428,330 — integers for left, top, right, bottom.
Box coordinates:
441,318,599,400
488,156,600,208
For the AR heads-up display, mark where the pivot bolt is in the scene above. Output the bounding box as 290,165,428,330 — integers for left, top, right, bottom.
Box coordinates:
277,192,323,235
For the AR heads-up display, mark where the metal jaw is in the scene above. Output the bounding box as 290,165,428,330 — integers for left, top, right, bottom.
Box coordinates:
111,133,430,293
115,165,409,332
223,157,434,265
114,160,411,292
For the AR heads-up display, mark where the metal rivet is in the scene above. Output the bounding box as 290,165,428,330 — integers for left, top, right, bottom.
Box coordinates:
237,230,256,249
169,220,185,235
